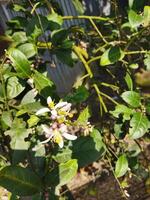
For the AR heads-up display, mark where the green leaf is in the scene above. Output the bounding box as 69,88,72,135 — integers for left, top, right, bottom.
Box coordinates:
51,29,69,46
16,102,42,116
72,0,85,14
129,112,150,139
72,129,105,167
33,70,54,98
143,6,150,27
0,166,42,196
11,31,27,46
54,49,75,67
129,63,139,69
121,91,140,108
21,89,37,105
124,72,133,91
47,12,63,31
65,86,89,103
8,48,32,78
27,115,40,128
53,129,105,167
77,106,91,124
13,4,26,12
110,104,134,122
144,54,150,70
4,118,30,150
53,149,72,164
100,46,125,66
46,159,78,187
6,76,25,99
18,43,37,58
115,154,128,178
1,111,13,128
128,9,143,28
4,118,31,164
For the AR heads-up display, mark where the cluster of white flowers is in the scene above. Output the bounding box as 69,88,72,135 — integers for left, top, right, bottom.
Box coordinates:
36,96,77,148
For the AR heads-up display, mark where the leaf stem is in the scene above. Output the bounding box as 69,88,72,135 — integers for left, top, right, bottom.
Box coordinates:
73,46,93,78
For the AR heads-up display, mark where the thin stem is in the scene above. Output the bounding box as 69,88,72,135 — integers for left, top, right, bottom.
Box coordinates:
87,55,101,64
125,50,149,55
62,15,109,21
106,154,129,200
100,91,119,105
93,84,107,113
89,18,108,44
0,56,9,111
73,46,93,78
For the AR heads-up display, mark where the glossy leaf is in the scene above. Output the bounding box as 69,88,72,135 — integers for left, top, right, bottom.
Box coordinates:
18,43,37,58
143,6,150,27
110,104,134,122
11,31,27,45
128,9,143,28
0,166,42,196
33,70,54,98
124,72,133,91
72,129,105,167
47,12,63,31
65,86,89,103
6,76,25,99
129,112,150,139
115,154,128,178
8,48,32,78
100,46,124,66
77,106,91,124
46,159,78,187
121,91,140,108
51,29,69,46
1,111,13,128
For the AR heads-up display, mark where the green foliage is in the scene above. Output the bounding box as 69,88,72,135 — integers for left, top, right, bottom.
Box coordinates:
0,1,150,199
115,154,128,178
100,46,124,66
0,166,42,196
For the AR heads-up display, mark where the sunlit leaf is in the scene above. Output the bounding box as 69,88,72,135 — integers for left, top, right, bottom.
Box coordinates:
115,154,128,178
8,48,32,78
6,76,25,99
121,91,140,108
18,43,37,58
129,112,150,139
46,159,78,187
100,46,124,66
128,9,143,28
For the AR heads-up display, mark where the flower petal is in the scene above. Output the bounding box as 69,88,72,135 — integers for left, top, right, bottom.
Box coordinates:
61,103,71,112
59,123,68,132
41,125,53,137
55,102,68,109
51,109,58,119
58,139,64,148
36,108,50,115
47,96,53,105
62,132,77,140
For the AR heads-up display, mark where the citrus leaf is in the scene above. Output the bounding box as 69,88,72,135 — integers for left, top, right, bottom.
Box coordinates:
33,70,54,98
6,76,25,99
143,6,150,27
77,106,90,124
129,112,150,139
8,48,32,78
115,154,128,178
100,46,124,66
18,43,37,58
121,91,140,108
46,159,78,187
128,9,143,28
0,166,42,196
